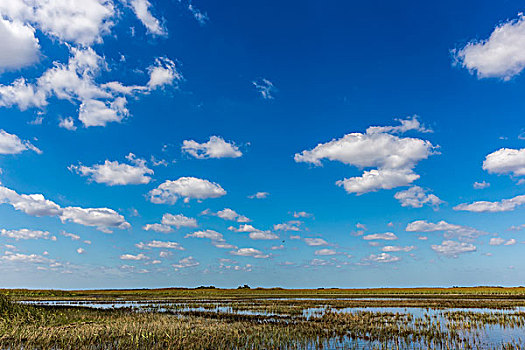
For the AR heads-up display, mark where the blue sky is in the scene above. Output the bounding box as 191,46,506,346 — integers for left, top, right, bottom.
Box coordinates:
0,0,524,289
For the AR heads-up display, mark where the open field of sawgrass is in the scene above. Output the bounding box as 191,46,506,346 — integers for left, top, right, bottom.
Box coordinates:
3,289,525,349
5,286,525,302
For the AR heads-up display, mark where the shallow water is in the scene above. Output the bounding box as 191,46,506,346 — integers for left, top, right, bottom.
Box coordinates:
19,299,525,349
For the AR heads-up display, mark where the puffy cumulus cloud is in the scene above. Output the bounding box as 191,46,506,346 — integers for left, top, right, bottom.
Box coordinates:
394,186,443,209
161,213,198,228
58,117,76,131
489,237,517,246
294,116,436,194
147,57,182,90
148,177,226,204
273,221,301,232
431,240,476,258
1,228,54,240
453,195,525,213
248,192,269,199
1,251,54,264
60,207,131,233
172,256,199,269
135,240,184,250
248,230,278,240
230,248,269,259
128,0,166,35
454,14,525,80
0,47,180,127
182,136,242,159
252,78,275,99
406,220,485,241
0,17,39,70
363,232,398,241
0,0,115,46
120,253,148,261
185,229,224,241
76,248,85,254
143,223,173,233
184,229,236,249
382,245,416,252
0,129,41,155
206,208,250,223
483,148,525,177
70,153,153,186
0,185,129,232
227,224,277,240
473,181,490,189
304,238,329,246
0,186,62,217
315,249,337,256
365,253,401,263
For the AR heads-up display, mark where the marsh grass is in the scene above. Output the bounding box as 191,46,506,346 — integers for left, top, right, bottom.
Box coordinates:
3,290,525,349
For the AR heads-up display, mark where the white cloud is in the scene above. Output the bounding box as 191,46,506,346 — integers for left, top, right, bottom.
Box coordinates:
135,240,184,250
394,186,443,209
293,211,312,218
382,245,416,252
1,251,53,264
248,192,269,199
295,116,436,194
213,208,250,222
187,3,208,25
0,129,41,155
0,47,180,127
406,220,485,241
161,213,198,228
61,231,80,241
120,253,148,261
172,256,199,269
453,195,525,213
230,248,269,258
473,181,490,189
58,117,76,131
70,153,154,186
483,148,525,177
489,237,516,246
182,136,242,159
431,240,476,258
1,228,53,240
0,18,39,70
248,231,279,240
252,78,275,99
315,249,336,256
454,14,525,80
227,224,277,240
363,232,398,241
143,223,173,233
148,177,226,204
147,57,182,90
366,115,432,134
365,253,401,263
273,221,301,231
60,207,131,233
76,248,85,254
0,0,115,46
304,238,329,246
128,0,166,35
0,186,129,233
185,229,224,241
